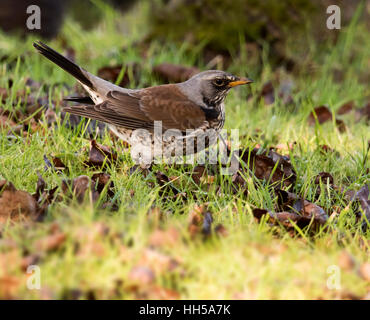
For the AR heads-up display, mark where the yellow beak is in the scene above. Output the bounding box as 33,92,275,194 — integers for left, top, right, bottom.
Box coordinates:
228,77,253,87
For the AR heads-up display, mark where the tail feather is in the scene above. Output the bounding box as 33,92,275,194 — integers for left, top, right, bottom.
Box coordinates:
33,41,93,89
64,96,94,105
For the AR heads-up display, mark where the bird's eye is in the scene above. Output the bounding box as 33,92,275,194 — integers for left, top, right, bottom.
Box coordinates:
213,79,225,87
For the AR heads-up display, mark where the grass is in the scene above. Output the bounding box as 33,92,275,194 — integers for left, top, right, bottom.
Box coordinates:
0,3,369,299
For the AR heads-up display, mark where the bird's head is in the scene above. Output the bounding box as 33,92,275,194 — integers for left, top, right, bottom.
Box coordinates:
181,70,253,107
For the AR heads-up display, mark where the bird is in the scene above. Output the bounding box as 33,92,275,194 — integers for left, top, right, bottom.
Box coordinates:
33,41,252,165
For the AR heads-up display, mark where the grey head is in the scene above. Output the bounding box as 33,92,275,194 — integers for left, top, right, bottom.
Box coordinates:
178,70,253,108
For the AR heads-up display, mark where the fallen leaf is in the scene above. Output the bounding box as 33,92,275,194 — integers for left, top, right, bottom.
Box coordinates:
239,147,296,187
214,224,228,237
308,106,332,125
314,172,334,185
0,180,39,224
338,250,355,271
153,63,199,83
98,63,140,87
258,81,275,105
276,189,329,226
148,227,180,248
35,231,66,252
61,175,99,204
85,140,117,168
188,205,215,238
359,263,370,282
338,101,355,115
146,286,180,300
140,248,179,275
91,173,115,198
128,266,156,286
353,184,370,229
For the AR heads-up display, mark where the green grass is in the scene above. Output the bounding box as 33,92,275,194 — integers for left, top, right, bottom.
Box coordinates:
0,4,369,299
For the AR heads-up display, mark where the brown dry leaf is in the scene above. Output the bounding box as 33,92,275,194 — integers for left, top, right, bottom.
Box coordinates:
148,227,180,248
314,172,334,185
319,144,337,155
308,105,332,125
335,119,347,132
52,157,67,172
230,172,248,196
239,147,296,187
20,254,40,272
155,171,186,200
85,140,117,168
35,231,66,252
355,102,370,123
258,81,275,105
0,275,20,299
276,189,329,227
91,173,115,198
0,114,17,131
214,223,228,237
273,142,296,152
0,87,8,101
43,155,67,173
188,205,214,238
252,208,302,228
153,63,199,83
128,266,156,286
61,175,99,204
359,263,370,282
338,101,355,115
0,180,39,224
191,165,206,185
98,63,140,87
146,286,180,300
139,248,179,275
353,184,370,229
338,250,356,271
74,223,109,258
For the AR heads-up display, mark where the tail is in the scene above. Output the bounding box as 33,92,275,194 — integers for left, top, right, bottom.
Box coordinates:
33,41,93,89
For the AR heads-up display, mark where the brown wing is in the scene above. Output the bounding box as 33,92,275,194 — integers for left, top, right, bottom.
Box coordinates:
64,84,207,131
138,85,207,131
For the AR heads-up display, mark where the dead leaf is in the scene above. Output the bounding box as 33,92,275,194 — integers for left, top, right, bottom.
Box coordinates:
191,165,206,185
147,286,180,300
85,140,117,168
188,205,215,238
91,173,115,198
98,63,140,87
61,175,99,204
128,266,156,286
353,184,370,229
239,147,296,187
258,81,275,105
338,250,355,271
214,224,228,237
148,227,180,248
0,180,39,224
338,101,355,115
276,189,329,226
308,106,332,125
153,63,199,83
314,172,334,185
140,248,179,275
355,102,370,123
359,263,370,281
35,231,66,252
0,275,20,299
